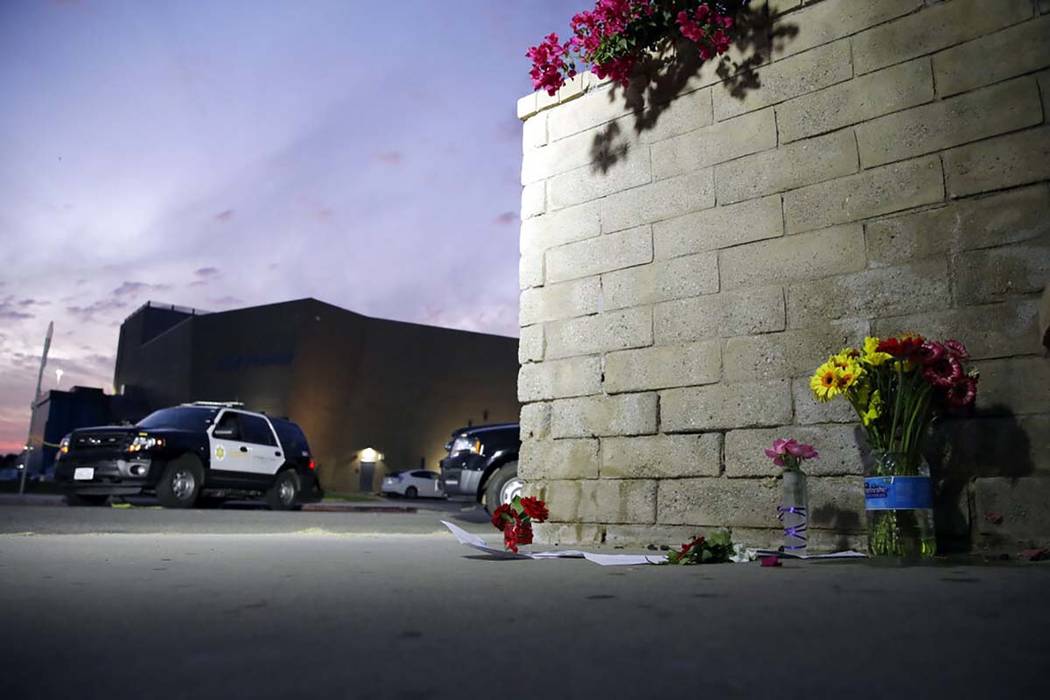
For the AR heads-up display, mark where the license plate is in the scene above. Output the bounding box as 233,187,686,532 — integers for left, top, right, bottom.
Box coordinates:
74,467,95,481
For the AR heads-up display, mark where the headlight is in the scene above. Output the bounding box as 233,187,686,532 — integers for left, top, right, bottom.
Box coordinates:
57,436,70,459
128,435,165,453
450,436,482,455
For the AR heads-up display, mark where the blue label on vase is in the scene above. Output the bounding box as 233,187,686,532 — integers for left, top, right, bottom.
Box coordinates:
864,476,933,510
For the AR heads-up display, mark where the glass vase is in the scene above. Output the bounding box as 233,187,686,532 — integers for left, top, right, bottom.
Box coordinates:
778,467,808,555
865,450,936,561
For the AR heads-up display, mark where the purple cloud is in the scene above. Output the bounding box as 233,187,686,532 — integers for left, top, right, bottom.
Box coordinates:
373,151,403,166
214,209,235,222
112,281,172,297
494,212,516,225
67,298,129,321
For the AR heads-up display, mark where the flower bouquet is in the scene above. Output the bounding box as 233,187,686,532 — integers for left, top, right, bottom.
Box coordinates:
527,1,750,95
810,335,978,559
665,532,734,564
765,439,818,555
491,496,549,553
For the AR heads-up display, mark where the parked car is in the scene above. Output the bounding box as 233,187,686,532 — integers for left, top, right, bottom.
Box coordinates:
52,402,323,509
381,470,444,499
438,423,520,513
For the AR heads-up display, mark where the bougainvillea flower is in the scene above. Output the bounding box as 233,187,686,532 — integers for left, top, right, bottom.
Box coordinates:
923,354,964,389
519,496,549,522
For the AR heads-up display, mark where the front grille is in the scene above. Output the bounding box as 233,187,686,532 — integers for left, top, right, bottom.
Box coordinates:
71,432,133,454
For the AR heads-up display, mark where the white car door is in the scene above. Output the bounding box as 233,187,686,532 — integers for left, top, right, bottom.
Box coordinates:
238,413,285,476
209,410,254,474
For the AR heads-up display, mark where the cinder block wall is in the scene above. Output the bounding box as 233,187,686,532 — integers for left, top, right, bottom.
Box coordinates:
516,0,1050,551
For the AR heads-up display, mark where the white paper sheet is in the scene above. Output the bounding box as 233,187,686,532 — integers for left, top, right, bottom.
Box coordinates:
752,548,867,560
441,521,665,565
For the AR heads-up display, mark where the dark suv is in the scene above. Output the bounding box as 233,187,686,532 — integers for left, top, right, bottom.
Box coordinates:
438,423,520,512
53,402,323,509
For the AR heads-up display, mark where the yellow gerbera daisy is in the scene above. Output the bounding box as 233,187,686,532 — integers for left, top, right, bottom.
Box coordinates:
810,361,841,401
834,360,864,392
862,336,892,367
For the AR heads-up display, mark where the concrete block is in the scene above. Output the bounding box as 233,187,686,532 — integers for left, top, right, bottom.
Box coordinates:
864,184,1050,267
521,181,545,219
774,0,922,59
604,340,722,394
521,201,601,254
517,93,538,120
1041,70,1050,122
944,126,1050,198
723,319,870,382
807,476,867,531
601,169,715,234
548,154,652,210
634,87,714,145
651,109,777,182
522,111,547,151
928,414,1050,480
786,257,950,327
653,195,783,260
519,439,600,480
551,393,659,438
975,477,1050,543
547,84,634,142
520,277,601,326
601,253,719,311
518,356,602,402
777,59,935,144
852,0,1034,75
856,77,1043,168
793,376,858,425
725,425,865,478
955,236,1050,304
545,479,658,524
522,126,605,185
601,433,722,479
875,299,1043,360
520,250,544,290
975,357,1050,415
934,16,1050,96
719,224,866,290
715,129,858,205
519,324,544,363
602,524,718,548
657,477,781,527
1042,287,1050,352
531,522,603,546
546,225,652,284
520,402,551,441
545,306,653,360
713,40,853,121
784,155,945,234
655,286,786,344
661,380,793,432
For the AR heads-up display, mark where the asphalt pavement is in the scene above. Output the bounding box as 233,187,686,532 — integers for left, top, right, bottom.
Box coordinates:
1,499,1048,700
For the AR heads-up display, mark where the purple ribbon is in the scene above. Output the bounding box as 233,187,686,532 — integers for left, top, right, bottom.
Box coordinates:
777,505,808,550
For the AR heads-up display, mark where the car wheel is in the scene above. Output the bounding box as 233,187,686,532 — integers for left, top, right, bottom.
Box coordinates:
484,461,521,514
404,486,418,499
65,493,109,507
266,470,300,511
156,457,204,509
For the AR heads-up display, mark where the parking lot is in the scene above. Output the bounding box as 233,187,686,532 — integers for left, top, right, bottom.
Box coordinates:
2,498,1049,700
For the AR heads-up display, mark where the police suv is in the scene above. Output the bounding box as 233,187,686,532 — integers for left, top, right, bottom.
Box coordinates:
53,402,322,509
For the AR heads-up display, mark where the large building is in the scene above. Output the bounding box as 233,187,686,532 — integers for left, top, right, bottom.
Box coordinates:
114,299,520,492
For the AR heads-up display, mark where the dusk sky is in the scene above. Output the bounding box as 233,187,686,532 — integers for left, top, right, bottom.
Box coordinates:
0,0,582,452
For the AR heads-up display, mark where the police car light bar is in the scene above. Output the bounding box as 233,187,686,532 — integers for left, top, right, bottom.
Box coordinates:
184,401,245,408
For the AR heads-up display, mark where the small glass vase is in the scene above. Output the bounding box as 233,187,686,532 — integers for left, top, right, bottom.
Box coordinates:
778,467,808,555
865,450,936,561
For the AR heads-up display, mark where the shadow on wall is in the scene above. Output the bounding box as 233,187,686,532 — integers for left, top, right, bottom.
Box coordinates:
591,4,799,174
925,407,1034,553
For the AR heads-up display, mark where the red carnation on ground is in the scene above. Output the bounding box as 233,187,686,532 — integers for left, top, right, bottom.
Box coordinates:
490,503,516,531
519,496,549,523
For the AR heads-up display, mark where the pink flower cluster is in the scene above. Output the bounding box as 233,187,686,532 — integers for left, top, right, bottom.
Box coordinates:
527,1,740,95
676,4,734,60
765,439,819,469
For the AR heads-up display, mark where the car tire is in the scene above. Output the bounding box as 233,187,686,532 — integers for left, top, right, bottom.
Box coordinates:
266,470,300,511
156,457,204,509
404,486,418,499
65,493,109,507
484,461,521,514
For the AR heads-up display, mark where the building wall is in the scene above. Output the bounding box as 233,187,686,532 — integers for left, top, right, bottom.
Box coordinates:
115,298,520,494
516,0,1050,551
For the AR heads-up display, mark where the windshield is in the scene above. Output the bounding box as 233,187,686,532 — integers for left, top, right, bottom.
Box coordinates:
136,407,217,431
